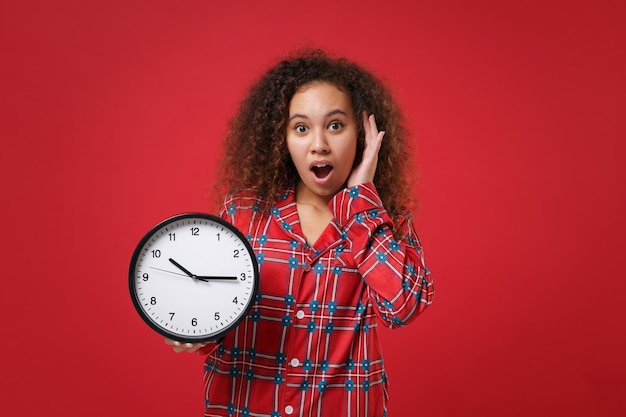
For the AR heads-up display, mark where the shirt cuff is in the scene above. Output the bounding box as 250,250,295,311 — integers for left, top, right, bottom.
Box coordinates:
329,182,386,227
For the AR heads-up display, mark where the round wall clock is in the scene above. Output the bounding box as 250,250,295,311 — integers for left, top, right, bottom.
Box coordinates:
129,213,259,343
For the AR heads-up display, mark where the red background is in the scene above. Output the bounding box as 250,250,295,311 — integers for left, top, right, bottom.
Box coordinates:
1,0,625,415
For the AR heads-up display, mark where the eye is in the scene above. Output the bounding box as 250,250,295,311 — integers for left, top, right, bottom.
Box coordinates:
295,124,308,133
328,121,343,131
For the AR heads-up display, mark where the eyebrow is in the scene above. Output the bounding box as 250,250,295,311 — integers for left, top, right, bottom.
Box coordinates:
288,109,349,122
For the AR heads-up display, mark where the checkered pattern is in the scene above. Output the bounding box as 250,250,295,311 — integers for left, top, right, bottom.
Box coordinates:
199,183,433,417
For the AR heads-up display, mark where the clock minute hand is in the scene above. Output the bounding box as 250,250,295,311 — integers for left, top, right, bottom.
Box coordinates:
168,258,196,278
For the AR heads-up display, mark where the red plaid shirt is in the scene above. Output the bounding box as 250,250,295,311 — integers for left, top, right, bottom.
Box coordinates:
199,183,433,417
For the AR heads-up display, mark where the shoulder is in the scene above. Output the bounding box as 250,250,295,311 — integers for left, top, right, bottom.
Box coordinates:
220,189,265,216
220,187,294,217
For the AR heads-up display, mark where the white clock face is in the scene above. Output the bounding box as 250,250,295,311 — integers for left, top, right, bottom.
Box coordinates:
129,214,258,342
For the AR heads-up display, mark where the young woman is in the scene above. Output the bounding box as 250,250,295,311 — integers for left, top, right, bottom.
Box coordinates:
166,49,434,417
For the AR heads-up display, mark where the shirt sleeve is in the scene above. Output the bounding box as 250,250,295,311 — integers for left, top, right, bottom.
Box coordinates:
329,182,434,328
196,339,222,356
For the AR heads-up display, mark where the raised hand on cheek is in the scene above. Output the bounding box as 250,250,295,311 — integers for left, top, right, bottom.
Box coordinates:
347,112,385,188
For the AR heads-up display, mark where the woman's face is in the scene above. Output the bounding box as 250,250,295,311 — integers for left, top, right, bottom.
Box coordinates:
286,82,358,203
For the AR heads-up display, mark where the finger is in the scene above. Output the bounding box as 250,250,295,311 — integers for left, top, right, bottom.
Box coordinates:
368,114,378,135
362,112,375,141
362,111,369,128
376,130,385,147
168,340,184,352
365,122,384,158
186,343,208,353
361,112,371,141
165,338,185,352
165,338,185,347
363,113,384,148
369,116,385,148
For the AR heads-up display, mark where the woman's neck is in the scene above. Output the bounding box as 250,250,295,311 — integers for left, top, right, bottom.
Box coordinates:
294,182,334,246
294,182,334,211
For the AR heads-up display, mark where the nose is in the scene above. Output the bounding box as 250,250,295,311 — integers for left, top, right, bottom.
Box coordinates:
311,129,330,154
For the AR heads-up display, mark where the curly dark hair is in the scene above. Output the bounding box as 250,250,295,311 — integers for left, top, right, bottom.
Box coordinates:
213,49,417,226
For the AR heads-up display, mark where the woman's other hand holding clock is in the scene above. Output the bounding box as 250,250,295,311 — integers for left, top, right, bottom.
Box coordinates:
164,337,208,353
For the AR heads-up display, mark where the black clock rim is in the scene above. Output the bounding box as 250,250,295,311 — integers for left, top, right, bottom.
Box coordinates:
128,212,260,343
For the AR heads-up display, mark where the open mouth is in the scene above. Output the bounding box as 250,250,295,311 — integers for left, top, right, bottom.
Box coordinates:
311,164,333,179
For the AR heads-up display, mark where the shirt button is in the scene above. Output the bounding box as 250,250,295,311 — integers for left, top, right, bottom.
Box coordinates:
290,358,300,367
296,310,305,319
285,405,294,415
304,264,311,272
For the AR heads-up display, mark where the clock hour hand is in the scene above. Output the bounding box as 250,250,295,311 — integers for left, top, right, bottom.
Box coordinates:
194,275,238,281
168,258,195,278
